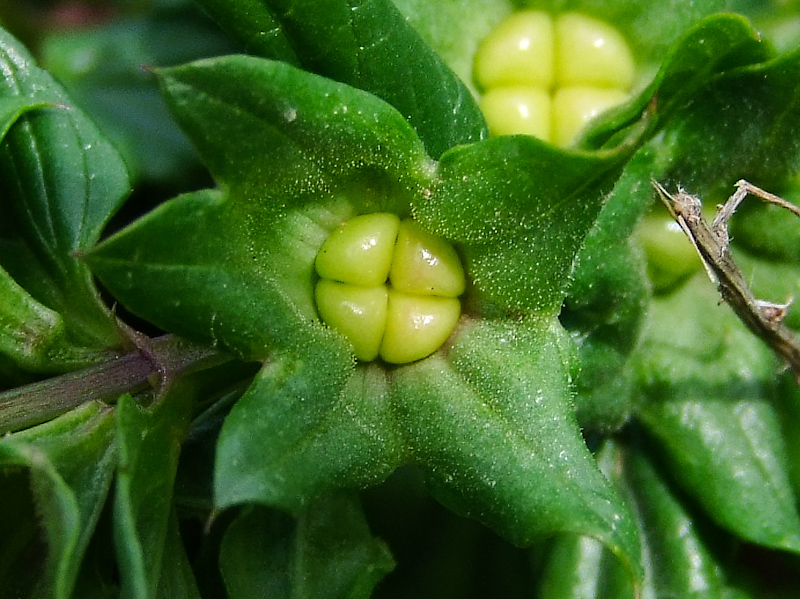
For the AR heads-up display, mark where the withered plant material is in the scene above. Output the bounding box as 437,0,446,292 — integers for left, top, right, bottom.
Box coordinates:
652,179,800,381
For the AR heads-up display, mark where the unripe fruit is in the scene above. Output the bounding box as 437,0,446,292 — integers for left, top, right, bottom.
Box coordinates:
390,219,466,297
478,87,551,139
474,10,635,145
315,215,465,363
552,86,629,147
380,291,461,364
315,213,400,286
315,280,388,361
473,11,554,90
554,12,635,90
637,214,702,293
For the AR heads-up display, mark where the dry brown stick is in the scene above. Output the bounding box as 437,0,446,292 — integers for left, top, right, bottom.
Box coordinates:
652,179,800,381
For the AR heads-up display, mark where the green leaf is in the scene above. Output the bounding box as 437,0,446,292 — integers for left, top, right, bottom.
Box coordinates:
0,263,111,373
113,386,195,599
0,95,52,140
418,136,629,314
0,26,130,348
88,56,433,361
183,0,300,64
623,443,729,599
154,55,431,199
155,512,203,599
539,439,734,599
562,150,656,432
639,396,800,553
215,342,406,512
644,41,800,196
393,318,642,580
219,495,394,599
192,0,487,157
0,402,116,599
634,276,800,553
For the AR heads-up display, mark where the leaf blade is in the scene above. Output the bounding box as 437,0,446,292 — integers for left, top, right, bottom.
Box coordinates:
193,0,487,157
0,26,130,347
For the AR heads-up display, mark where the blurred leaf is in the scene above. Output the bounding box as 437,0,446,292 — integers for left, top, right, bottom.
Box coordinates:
622,443,729,599
39,11,236,183
113,385,195,599
219,495,394,599
155,512,202,599
0,402,116,599
731,183,800,264
539,534,636,599
0,26,129,350
192,0,487,157
635,276,800,553
539,439,735,599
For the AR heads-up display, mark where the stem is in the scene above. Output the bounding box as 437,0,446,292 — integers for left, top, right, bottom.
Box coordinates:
0,334,229,434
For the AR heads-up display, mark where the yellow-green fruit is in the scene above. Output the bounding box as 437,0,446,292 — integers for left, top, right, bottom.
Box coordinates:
637,215,702,293
315,214,465,364
473,10,554,90
474,10,635,144
555,12,635,90
314,280,389,361
390,219,467,297
379,291,461,364
552,86,628,146
315,213,400,286
479,87,551,139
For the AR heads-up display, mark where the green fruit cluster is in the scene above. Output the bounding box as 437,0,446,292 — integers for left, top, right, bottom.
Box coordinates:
474,11,635,145
315,214,465,363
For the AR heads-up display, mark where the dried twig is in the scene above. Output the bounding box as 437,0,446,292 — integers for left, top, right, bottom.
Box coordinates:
652,179,800,381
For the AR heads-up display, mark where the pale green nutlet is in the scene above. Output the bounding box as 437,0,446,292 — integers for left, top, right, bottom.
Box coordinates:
380,291,461,364
314,214,465,364
473,10,554,90
637,214,703,293
315,213,400,286
479,87,551,139
390,219,466,297
315,280,389,362
552,86,629,147
554,12,635,90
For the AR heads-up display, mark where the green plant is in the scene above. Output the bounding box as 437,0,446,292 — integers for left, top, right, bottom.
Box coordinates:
2,0,800,598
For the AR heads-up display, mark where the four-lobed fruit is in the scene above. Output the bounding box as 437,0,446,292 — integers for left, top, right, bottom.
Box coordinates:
474,10,635,145
315,214,465,363
636,214,702,293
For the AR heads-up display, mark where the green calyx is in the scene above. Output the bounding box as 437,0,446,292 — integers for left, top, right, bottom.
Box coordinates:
314,213,465,363
474,10,635,145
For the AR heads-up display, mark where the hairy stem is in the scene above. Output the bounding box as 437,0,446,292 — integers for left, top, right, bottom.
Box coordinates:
0,334,229,434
